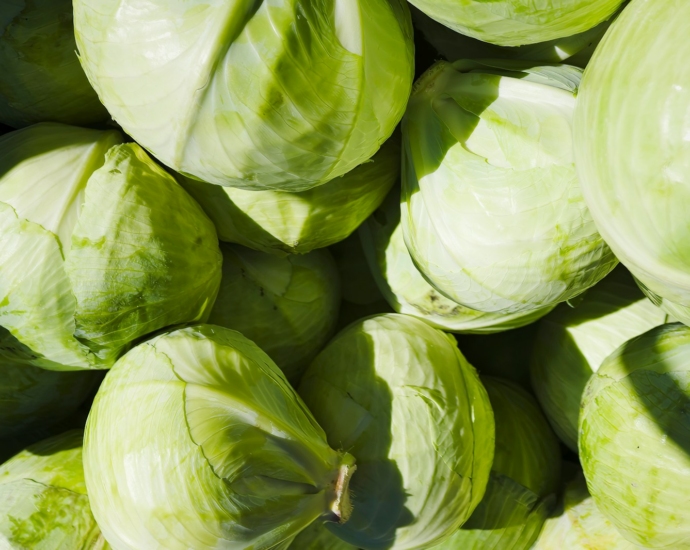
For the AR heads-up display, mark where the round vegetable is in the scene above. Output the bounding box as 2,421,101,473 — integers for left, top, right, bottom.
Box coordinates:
360,188,554,332
580,323,690,548
435,377,561,550
84,325,356,550
402,60,615,315
0,0,108,128
0,123,222,370
531,268,668,450
180,134,399,254
407,0,625,47
73,0,414,191
573,0,690,327
299,314,494,549
208,244,340,383
0,430,108,549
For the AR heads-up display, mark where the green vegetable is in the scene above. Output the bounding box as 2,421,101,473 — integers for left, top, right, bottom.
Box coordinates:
533,472,639,549
0,352,98,439
407,0,625,47
84,325,356,550
299,314,494,549
179,133,400,254
208,244,340,383
0,0,108,128
574,0,690,327
290,522,358,550
434,377,561,550
531,268,668,450
580,323,690,548
0,429,109,549
360,188,554,333
402,60,616,315
0,123,222,370
73,0,414,191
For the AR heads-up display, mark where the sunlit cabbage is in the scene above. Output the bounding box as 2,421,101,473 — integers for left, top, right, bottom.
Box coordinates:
574,0,690,328
408,0,625,47
299,314,494,549
180,134,400,254
208,244,340,383
84,325,357,550
0,353,98,439
0,123,222,370
361,188,554,333
410,5,623,68
402,60,616,315
0,0,108,128
73,0,414,192
0,429,109,549
435,377,560,550
580,323,690,548
290,522,358,550
531,268,668,450
533,471,639,550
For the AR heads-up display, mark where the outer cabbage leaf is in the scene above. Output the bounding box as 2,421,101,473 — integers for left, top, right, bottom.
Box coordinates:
299,314,494,549
289,522,358,550
580,323,690,548
84,325,356,550
402,60,615,315
360,188,553,333
0,0,108,128
180,133,399,254
208,244,340,382
408,0,625,47
73,0,414,191
573,0,690,328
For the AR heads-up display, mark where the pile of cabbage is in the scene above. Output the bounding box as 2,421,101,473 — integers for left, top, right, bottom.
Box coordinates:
1,0,689,548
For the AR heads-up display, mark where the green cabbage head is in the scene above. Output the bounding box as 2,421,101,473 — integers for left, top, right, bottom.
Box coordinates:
402,60,616,315
299,313,495,549
0,123,222,370
580,323,690,548
84,325,357,550
574,0,690,328
434,377,561,550
73,0,414,192
208,244,340,383
180,133,399,255
0,429,109,549
0,0,108,128
531,268,668,450
360,188,554,333
407,0,625,47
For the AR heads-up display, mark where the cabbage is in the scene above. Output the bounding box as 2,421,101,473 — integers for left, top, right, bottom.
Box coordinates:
580,323,690,548
434,377,560,550
0,430,109,549
408,0,625,47
180,133,399,254
531,268,668,450
84,325,356,550
0,0,108,128
208,244,340,383
73,0,414,191
298,314,494,549
402,60,616,315
533,472,638,549
0,123,222,370
573,0,690,328
360,188,554,333
290,522,358,550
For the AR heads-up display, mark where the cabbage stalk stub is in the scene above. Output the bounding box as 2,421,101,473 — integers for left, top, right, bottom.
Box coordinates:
84,325,356,550
579,323,690,548
573,0,690,328
402,60,615,315
73,0,414,191
299,313,495,549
